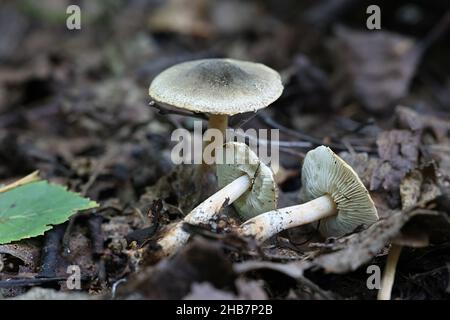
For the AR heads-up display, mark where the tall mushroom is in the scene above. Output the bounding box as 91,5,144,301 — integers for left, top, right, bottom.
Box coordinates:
155,142,277,257
149,58,283,140
240,145,379,242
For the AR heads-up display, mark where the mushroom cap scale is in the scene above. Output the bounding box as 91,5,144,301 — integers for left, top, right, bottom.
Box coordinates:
217,142,278,220
149,58,283,115
300,146,379,237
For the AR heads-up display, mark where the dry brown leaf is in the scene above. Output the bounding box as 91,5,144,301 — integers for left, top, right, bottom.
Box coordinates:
400,163,441,211
310,209,450,273
371,129,420,193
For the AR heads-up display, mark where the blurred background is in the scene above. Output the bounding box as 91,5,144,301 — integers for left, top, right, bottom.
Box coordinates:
1,0,450,202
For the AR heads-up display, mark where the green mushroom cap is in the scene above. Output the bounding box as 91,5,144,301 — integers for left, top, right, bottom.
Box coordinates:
301,146,379,237
217,142,278,220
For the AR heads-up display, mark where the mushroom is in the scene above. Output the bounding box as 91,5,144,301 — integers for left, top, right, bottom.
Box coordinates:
239,145,379,242
149,58,283,138
156,142,277,257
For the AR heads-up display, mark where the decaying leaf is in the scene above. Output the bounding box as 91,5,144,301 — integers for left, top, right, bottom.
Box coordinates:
309,209,450,273
400,163,442,211
0,243,39,267
371,129,420,193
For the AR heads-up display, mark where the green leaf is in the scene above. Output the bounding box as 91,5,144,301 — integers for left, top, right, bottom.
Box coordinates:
0,181,99,244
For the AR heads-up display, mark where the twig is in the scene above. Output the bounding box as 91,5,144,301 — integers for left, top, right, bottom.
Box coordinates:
416,11,450,55
38,224,66,278
0,171,40,193
149,101,207,120
257,112,375,153
257,112,323,143
88,214,104,257
0,277,67,288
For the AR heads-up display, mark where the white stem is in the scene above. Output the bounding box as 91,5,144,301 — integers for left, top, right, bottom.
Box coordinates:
239,194,336,242
378,244,402,300
156,175,251,257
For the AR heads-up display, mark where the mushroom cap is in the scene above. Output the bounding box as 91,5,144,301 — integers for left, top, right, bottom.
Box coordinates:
149,58,283,115
217,142,278,220
300,145,378,237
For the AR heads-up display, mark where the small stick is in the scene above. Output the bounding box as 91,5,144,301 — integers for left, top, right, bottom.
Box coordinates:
88,214,104,257
0,277,67,288
38,224,66,278
0,171,40,193
149,101,207,119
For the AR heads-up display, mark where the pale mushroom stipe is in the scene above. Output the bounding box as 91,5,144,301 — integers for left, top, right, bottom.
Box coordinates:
155,142,277,257
148,58,283,144
239,145,379,242
377,244,402,300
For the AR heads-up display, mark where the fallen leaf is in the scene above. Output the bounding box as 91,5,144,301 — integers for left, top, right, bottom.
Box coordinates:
0,181,98,244
310,209,450,273
400,163,441,211
371,129,420,193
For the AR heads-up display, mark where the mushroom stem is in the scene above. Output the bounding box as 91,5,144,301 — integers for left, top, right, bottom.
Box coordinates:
208,114,228,137
156,174,251,257
239,194,337,242
378,244,402,300
203,114,228,168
